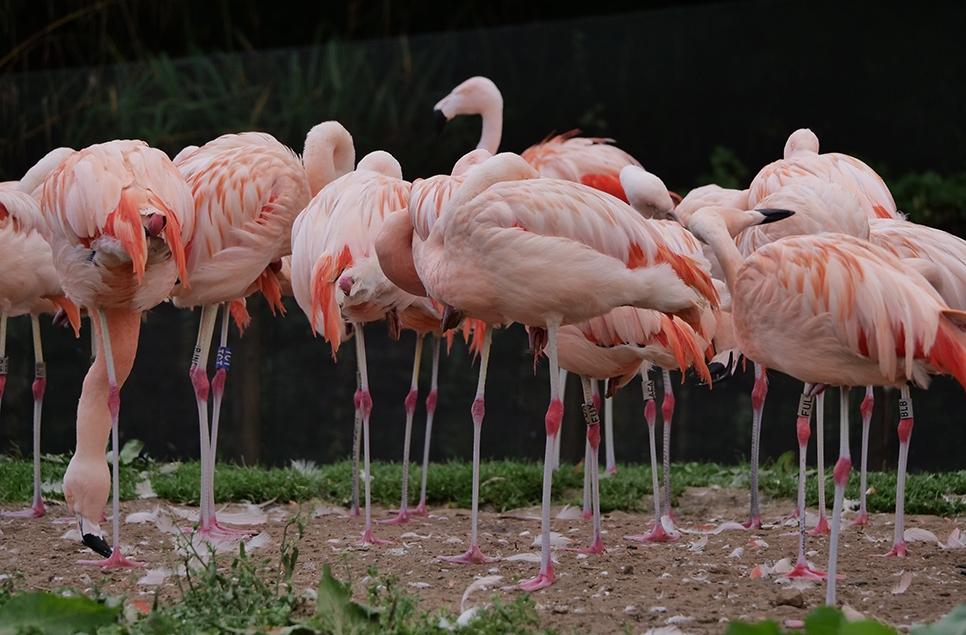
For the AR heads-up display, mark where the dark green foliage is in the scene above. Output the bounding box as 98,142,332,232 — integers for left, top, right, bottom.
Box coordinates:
726,606,900,635
891,170,966,236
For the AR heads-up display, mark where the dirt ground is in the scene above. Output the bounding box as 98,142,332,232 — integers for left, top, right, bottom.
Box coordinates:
2,486,965,634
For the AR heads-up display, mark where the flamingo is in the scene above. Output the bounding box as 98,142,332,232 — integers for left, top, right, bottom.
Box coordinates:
170,128,326,540
865,217,966,555
291,149,413,545
0,183,79,519
433,76,641,200
29,139,194,567
570,307,712,545
689,205,966,605
409,152,717,589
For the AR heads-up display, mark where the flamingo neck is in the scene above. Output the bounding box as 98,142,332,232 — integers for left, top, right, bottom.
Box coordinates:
477,102,503,155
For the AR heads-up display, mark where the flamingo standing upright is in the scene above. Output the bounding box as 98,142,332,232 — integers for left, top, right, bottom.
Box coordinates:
291,149,413,545
32,140,194,566
689,205,966,605
0,183,79,519
410,152,717,589
170,127,329,539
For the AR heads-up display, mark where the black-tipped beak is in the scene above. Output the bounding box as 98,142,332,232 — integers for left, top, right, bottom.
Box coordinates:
756,208,796,224
52,308,70,329
82,533,113,558
434,109,448,138
441,304,464,332
696,352,736,385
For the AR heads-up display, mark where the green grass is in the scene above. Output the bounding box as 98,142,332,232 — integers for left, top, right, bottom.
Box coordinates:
3,448,966,516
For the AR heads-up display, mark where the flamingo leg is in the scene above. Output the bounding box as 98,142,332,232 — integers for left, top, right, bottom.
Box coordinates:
604,392,616,474
519,325,562,591
188,304,218,534
826,386,853,605
785,391,827,579
79,309,144,568
744,364,767,529
440,326,498,563
382,332,425,524
551,368,567,471
567,375,604,554
582,381,601,518
349,369,362,517
353,323,390,546
851,386,874,527
809,391,830,535
879,385,912,557
414,334,441,516
626,369,676,542
661,368,676,527
204,304,255,537
0,312,6,423
4,315,46,518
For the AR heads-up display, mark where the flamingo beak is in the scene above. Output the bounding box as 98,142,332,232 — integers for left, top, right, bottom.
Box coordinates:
78,514,112,557
434,109,448,138
145,213,167,238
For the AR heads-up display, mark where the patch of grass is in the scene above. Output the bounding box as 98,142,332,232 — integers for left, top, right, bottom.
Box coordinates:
3,450,966,517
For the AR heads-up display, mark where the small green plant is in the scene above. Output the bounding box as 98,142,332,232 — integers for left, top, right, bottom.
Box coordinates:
696,145,751,190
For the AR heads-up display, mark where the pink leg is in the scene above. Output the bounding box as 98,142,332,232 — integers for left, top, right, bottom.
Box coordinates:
79,309,144,568
349,376,362,517
0,312,6,439
626,370,676,542
382,332,425,524
4,315,46,518
604,391,617,474
744,364,767,529
414,334,441,516
519,325,562,591
879,386,912,557
808,392,830,535
661,369,676,526
826,386,853,605
785,392,827,579
851,386,874,527
440,326,498,563
569,376,605,554
353,324,391,546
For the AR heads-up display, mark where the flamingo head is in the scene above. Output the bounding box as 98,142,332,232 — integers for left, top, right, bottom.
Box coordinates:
63,454,112,557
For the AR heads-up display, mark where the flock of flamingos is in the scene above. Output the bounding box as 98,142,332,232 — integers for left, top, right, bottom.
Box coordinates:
1,75,965,607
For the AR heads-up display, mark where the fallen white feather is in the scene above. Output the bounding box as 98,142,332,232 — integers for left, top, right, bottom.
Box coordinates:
892,570,913,595
313,503,348,517
555,505,583,520
168,506,200,522
246,532,272,550
456,606,483,627
772,558,793,574
666,615,695,625
946,528,965,548
531,532,574,548
727,547,744,559
748,539,769,549
41,480,64,495
904,527,940,544
135,479,157,499
137,568,170,585
214,504,267,525
712,521,747,534
400,531,431,540
687,535,708,552
445,537,464,544
60,528,82,541
461,575,503,612
642,627,692,635
408,582,431,589
504,552,559,564
126,507,162,524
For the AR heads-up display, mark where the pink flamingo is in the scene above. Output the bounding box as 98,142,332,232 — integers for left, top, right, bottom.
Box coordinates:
0,183,80,520
433,76,641,200
33,140,194,567
410,152,717,589
291,149,414,545
689,205,966,604
170,127,330,540
865,217,966,554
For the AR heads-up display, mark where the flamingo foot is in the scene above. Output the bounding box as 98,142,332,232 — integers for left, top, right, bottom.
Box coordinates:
606,466,617,475
348,505,361,518
566,534,606,554
784,561,828,580
625,522,679,543
783,507,800,521
2,500,45,518
742,515,762,530
518,565,555,591
379,510,411,525
356,528,393,547
581,510,593,520
806,514,830,535
412,500,429,516
438,543,500,564
876,542,908,558
79,549,145,568
849,511,869,527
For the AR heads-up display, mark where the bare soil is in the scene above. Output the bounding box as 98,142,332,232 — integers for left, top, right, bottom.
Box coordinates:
2,486,964,634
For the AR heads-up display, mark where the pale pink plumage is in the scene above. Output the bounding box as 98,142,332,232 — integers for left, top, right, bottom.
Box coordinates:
748,128,898,220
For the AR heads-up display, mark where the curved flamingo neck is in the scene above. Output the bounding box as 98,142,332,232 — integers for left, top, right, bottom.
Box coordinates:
303,122,356,197
477,103,503,155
